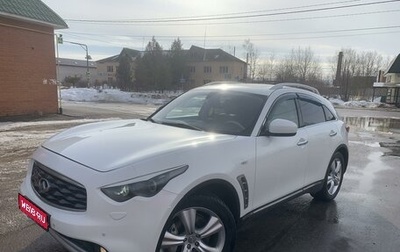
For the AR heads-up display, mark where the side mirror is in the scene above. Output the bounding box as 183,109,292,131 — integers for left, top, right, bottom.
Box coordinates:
265,119,298,137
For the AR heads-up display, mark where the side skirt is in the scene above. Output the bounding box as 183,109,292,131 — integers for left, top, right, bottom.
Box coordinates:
241,180,324,221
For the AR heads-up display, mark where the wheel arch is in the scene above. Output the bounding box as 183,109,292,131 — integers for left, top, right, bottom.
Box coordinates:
334,144,349,172
184,179,241,223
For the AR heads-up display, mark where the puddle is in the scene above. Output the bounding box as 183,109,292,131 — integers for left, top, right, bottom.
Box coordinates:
358,152,389,192
380,141,400,157
343,117,400,134
344,117,400,156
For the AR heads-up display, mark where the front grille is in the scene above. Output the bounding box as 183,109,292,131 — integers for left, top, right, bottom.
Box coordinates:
31,161,87,211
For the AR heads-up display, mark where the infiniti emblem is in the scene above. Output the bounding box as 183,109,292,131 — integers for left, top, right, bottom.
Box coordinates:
38,178,51,193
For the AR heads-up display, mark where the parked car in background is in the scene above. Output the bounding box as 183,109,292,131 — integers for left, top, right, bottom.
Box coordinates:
19,82,349,252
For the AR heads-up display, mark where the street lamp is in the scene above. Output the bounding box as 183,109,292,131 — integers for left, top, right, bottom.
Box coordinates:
64,40,91,87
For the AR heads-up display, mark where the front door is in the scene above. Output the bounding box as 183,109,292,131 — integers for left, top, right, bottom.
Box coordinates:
253,95,308,209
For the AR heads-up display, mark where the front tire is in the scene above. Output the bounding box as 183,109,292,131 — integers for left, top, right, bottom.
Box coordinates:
311,152,345,201
157,194,236,252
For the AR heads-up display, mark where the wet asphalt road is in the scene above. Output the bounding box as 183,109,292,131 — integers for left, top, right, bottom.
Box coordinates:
1,103,399,252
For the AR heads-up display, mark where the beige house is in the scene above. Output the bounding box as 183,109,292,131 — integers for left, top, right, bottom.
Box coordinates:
96,48,141,85
186,46,247,88
97,46,247,89
373,54,400,107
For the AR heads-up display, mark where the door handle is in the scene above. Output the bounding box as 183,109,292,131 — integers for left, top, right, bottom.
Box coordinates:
329,130,337,137
297,138,308,146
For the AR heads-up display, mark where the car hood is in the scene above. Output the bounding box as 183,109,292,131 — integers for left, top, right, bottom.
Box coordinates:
42,119,235,172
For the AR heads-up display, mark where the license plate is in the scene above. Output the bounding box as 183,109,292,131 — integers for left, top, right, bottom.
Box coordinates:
18,194,50,231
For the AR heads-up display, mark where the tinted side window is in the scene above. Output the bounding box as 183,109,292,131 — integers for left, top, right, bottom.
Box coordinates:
323,106,336,121
299,99,325,126
267,98,299,126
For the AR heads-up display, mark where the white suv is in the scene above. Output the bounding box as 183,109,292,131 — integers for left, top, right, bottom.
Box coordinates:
19,82,349,252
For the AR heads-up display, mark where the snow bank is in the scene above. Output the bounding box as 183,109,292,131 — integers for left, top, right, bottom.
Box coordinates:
61,88,393,109
61,88,181,105
329,97,392,108
343,100,382,108
329,98,345,106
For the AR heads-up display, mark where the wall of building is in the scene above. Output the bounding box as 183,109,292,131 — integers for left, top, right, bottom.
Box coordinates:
57,63,96,85
96,61,119,85
0,17,58,116
386,73,400,84
187,61,246,88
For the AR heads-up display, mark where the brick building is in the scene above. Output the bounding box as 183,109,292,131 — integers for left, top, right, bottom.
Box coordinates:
0,0,67,117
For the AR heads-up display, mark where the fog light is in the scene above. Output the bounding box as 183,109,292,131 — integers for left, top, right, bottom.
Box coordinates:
100,247,108,252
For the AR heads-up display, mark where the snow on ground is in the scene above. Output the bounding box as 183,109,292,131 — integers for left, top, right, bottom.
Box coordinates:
61,88,392,109
0,118,112,131
61,88,181,105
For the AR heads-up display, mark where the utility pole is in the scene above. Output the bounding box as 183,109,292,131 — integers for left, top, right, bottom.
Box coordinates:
55,34,63,114
64,40,92,87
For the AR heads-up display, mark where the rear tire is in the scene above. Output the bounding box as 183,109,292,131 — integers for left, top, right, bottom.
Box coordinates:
311,152,345,201
156,194,236,252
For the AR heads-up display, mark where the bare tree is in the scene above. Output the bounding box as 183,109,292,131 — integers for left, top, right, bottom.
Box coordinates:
332,48,386,101
242,39,259,80
333,48,384,79
292,47,321,83
257,52,276,81
275,47,322,85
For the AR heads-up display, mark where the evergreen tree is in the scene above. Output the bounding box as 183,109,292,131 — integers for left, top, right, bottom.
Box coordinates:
135,37,171,91
116,54,133,91
169,38,188,90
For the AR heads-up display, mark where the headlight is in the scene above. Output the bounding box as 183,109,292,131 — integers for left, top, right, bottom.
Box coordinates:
101,165,188,202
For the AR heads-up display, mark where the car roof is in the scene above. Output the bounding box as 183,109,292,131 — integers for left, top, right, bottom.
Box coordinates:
196,81,320,97
195,82,275,96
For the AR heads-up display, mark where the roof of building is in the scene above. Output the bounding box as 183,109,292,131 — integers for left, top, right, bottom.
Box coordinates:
97,48,142,63
386,54,400,74
186,46,246,64
0,0,68,29
56,58,96,68
97,46,246,65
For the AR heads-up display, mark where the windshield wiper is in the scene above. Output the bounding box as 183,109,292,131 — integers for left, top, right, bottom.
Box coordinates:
160,121,203,131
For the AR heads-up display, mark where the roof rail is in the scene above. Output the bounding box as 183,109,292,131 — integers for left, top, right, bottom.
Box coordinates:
270,83,320,94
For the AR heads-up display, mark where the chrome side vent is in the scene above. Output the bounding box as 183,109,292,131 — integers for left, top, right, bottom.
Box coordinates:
237,175,249,209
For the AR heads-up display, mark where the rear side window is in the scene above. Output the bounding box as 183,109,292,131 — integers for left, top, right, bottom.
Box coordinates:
323,106,336,121
298,99,325,126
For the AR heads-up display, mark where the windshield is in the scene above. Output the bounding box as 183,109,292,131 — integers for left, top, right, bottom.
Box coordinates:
149,89,267,136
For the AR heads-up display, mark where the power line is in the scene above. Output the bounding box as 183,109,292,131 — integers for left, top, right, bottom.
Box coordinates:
65,0,400,24
62,25,400,39
221,9,400,26
66,0,361,22
63,9,400,27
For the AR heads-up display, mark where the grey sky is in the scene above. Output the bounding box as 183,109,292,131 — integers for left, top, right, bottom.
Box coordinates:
42,0,400,72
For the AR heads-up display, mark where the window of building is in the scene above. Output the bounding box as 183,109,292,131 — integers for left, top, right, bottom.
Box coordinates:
219,66,228,74
188,66,196,73
107,66,114,72
204,66,212,73
224,74,232,80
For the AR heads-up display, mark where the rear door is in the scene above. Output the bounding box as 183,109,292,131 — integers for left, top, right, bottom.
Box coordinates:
297,94,340,185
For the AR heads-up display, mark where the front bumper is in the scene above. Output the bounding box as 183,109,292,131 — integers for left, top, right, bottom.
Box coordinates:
19,148,178,252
